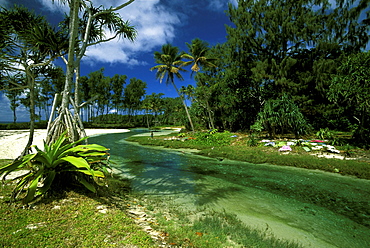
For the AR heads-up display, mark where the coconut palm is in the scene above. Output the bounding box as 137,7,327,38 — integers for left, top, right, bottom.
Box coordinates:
181,38,216,76
181,39,216,129
150,44,195,131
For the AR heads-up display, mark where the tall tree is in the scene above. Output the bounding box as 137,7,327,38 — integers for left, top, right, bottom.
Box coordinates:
193,73,217,129
86,68,105,119
220,0,369,131
150,44,195,131
142,93,164,128
111,74,127,118
5,88,23,123
46,0,136,144
328,51,370,146
123,77,147,122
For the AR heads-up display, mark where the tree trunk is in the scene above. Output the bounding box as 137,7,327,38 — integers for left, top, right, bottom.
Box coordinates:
21,71,36,158
47,0,82,145
171,82,194,132
205,100,215,130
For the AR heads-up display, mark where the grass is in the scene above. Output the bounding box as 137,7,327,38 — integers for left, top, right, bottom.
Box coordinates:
0,157,304,248
0,169,155,247
126,133,370,180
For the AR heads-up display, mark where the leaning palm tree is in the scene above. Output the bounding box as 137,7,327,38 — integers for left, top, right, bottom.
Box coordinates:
150,44,195,132
181,38,216,76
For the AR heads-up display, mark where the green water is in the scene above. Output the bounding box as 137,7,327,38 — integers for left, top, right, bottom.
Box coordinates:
90,130,370,248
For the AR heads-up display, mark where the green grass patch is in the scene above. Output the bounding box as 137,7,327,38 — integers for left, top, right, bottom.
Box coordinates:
0,173,155,247
198,146,370,180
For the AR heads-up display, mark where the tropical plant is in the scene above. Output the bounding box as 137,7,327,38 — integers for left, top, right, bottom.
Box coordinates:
328,51,370,146
1,6,68,156
181,38,216,76
246,133,259,147
0,131,110,204
252,94,311,138
193,130,232,146
316,128,333,140
150,44,195,131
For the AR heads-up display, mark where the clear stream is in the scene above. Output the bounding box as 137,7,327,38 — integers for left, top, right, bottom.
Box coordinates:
90,129,370,248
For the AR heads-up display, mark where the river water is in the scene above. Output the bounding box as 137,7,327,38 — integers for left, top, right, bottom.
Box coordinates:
90,129,370,248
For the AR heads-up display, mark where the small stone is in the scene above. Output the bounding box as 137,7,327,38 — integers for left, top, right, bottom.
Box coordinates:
98,209,108,214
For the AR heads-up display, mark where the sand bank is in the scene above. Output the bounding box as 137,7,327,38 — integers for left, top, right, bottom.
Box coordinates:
0,129,130,160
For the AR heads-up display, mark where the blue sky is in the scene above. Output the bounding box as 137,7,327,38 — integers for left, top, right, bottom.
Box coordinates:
0,0,236,122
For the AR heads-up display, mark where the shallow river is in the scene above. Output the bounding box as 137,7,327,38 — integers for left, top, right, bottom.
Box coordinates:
90,129,370,248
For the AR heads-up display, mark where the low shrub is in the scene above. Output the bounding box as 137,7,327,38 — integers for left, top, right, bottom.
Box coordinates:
192,130,234,146
0,131,111,203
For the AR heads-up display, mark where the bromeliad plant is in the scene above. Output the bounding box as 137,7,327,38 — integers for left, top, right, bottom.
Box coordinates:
0,131,110,204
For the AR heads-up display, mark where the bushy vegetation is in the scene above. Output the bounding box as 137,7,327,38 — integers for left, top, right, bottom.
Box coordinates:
192,129,234,146
0,131,111,203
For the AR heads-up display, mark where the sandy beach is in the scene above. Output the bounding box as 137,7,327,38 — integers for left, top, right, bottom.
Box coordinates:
0,129,130,160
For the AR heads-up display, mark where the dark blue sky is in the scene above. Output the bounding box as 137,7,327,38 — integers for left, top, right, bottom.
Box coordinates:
0,0,236,122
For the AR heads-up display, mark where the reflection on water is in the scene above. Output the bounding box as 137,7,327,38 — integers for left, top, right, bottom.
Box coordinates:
90,130,370,248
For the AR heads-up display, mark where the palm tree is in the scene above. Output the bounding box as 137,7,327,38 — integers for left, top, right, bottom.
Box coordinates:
150,44,195,132
181,38,216,76
181,38,216,129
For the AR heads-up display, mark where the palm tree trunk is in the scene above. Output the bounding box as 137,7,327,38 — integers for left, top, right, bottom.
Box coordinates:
171,81,194,132
205,100,215,129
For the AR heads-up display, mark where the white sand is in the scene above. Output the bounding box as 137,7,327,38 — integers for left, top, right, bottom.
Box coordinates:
0,129,130,160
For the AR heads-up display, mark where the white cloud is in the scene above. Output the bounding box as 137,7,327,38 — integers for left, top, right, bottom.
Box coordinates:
38,0,69,13
37,0,181,66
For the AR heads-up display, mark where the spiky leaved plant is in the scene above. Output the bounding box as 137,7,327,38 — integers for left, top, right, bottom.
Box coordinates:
0,131,110,204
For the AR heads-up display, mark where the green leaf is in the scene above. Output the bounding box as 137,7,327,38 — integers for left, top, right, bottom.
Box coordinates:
57,156,91,169
0,154,36,181
77,176,96,193
38,171,56,194
77,152,108,157
24,172,42,203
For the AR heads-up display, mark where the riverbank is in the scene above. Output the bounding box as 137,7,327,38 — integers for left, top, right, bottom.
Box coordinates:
126,131,370,180
0,129,130,160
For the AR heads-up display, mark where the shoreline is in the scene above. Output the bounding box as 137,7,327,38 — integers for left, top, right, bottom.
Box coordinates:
0,129,130,160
